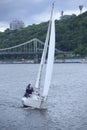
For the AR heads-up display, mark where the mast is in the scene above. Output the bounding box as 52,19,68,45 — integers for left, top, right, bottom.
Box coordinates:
42,3,55,99
35,3,54,90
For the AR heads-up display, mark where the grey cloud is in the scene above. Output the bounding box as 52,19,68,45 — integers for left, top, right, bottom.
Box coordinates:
0,0,46,22
0,0,87,31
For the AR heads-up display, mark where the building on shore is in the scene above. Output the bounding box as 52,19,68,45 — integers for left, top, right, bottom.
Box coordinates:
10,20,25,30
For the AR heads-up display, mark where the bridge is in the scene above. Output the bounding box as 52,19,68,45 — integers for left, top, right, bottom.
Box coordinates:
0,38,71,63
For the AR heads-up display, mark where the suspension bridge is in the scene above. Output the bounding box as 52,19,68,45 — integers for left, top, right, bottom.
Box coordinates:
0,38,71,63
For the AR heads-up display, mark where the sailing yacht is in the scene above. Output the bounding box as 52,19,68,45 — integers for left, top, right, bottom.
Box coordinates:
22,3,55,109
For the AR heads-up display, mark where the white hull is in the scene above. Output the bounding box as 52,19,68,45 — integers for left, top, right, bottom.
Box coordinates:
22,94,47,109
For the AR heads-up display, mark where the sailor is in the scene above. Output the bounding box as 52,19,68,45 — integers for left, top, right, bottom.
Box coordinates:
24,84,34,97
30,86,34,94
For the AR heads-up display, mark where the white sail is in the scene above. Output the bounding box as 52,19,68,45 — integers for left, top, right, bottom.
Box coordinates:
42,18,55,99
35,21,51,89
35,4,54,89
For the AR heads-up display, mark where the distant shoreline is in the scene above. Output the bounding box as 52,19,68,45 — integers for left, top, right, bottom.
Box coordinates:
0,58,86,64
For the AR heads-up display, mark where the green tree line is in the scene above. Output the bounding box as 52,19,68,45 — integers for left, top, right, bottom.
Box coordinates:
0,11,87,57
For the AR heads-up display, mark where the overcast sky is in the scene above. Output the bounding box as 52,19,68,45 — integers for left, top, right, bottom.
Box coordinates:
0,0,87,31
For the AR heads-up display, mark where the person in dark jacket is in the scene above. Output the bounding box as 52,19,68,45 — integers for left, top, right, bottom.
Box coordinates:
24,84,34,97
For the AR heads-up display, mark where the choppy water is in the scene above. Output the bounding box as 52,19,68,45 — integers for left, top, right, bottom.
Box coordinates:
0,63,87,130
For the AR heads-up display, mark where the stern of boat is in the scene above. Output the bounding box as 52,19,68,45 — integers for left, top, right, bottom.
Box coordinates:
22,94,47,109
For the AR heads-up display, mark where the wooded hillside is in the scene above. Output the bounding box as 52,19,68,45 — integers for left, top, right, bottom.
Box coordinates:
0,11,87,56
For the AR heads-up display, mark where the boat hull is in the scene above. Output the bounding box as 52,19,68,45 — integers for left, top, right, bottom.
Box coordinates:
22,94,47,109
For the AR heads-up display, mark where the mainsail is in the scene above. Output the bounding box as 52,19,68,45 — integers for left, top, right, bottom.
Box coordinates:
42,14,55,99
35,3,54,89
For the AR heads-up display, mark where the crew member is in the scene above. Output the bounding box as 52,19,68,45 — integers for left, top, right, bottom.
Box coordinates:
24,84,34,97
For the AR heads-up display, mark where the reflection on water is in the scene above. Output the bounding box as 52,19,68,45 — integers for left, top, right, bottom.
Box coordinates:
0,63,87,130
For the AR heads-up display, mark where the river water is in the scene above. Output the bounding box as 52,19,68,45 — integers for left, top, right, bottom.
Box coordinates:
0,63,87,130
